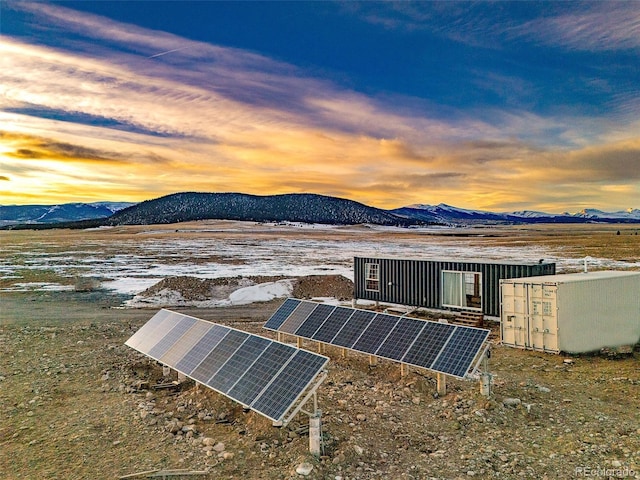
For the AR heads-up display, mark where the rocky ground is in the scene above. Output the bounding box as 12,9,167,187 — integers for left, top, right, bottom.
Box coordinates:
1,276,639,480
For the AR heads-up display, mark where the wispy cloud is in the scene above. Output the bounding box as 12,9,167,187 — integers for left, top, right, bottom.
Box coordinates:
0,2,638,211
513,2,640,52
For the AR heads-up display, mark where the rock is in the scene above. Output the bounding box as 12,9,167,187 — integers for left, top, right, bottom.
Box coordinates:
612,460,622,468
222,451,234,460
332,453,346,464
536,385,551,393
356,414,367,422
201,437,215,446
213,442,225,452
295,462,314,476
503,398,521,407
353,445,364,455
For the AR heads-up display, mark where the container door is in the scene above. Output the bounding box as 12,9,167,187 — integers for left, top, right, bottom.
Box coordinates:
529,284,559,352
529,284,545,351
541,285,558,353
501,282,528,348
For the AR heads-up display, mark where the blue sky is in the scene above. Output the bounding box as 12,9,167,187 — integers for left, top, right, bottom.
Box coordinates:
1,1,639,212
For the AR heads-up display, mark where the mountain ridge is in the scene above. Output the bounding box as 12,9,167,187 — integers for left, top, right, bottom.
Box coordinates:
2,193,639,228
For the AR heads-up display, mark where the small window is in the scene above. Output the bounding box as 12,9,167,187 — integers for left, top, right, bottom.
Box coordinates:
442,270,482,310
365,263,380,292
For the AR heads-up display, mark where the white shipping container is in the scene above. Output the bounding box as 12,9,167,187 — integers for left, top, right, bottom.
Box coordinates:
501,271,640,354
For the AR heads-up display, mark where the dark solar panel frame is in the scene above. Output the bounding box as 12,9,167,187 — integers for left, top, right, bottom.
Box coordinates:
250,349,329,422
174,324,231,375
206,335,271,394
331,309,376,348
401,321,456,370
278,301,318,334
351,314,400,355
227,342,297,407
294,304,336,339
265,299,489,379
374,317,427,361
190,330,249,384
430,327,490,379
311,307,355,343
126,309,329,424
264,298,301,330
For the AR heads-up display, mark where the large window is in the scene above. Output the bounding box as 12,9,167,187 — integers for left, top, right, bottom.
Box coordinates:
442,271,482,310
365,263,380,292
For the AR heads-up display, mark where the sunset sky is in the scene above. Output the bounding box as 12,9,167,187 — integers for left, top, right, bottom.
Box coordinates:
1,1,639,212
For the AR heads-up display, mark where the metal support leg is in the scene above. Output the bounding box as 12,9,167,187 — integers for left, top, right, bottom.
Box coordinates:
437,373,447,396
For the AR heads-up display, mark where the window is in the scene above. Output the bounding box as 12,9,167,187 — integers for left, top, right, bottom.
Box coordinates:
442,270,482,310
365,263,380,291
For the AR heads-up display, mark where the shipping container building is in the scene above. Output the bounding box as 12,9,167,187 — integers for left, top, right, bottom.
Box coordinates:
353,257,556,318
501,270,640,354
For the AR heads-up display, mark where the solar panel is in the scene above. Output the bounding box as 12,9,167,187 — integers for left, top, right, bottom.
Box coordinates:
125,309,172,349
311,306,355,343
264,299,489,380
278,301,318,334
160,321,213,367
190,329,249,384
430,327,490,379
175,324,231,375
126,309,329,424
375,317,426,361
401,321,455,369
250,349,329,422
147,315,198,360
294,304,336,338
127,309,179,352
227,342,297,406
331,309,376,348
352,314,400,354
264,298,301,330
207,335,271,393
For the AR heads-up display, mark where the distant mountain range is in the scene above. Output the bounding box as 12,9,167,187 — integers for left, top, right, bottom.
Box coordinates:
0,202,134,227
1,193,639,229
391,203,640,224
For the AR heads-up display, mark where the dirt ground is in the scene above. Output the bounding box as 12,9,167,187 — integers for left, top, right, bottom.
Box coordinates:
1,223,639,480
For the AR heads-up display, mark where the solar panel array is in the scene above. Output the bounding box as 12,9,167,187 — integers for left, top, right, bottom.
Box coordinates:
126,309,329,423
264,299,489,379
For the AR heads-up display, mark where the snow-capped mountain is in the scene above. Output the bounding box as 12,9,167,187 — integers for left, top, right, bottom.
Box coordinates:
391,203,640,224
572,208,640,221
0,202,135,226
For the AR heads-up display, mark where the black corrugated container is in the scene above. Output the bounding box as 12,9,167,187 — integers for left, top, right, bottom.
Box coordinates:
353,257,556,318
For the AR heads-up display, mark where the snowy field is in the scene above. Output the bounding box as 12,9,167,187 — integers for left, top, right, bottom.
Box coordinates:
1,222,638,307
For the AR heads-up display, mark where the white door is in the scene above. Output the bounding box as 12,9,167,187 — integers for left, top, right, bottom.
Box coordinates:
528,284,558,352
501,282,528,348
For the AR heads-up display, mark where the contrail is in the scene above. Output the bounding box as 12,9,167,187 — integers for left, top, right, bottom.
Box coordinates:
147,46,190,59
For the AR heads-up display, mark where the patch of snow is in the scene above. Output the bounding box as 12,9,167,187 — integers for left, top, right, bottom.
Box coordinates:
6,282,74,292
227,279,293,305
124,279,294,308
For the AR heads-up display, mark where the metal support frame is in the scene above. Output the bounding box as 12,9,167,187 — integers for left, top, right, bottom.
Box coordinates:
470,344,491,378
269,370,327,456
436,372,447,396
478,347,492,397
274,370,327,428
